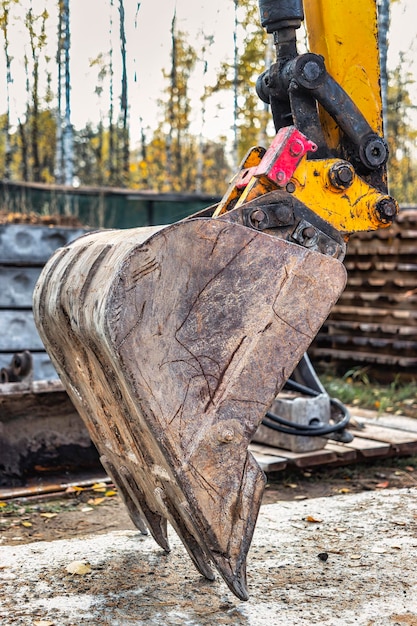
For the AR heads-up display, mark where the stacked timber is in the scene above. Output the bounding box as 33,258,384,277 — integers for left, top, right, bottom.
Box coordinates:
310,207,417,371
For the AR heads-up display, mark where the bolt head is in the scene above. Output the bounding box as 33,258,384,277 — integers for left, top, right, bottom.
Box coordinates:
376,197,398,223
361,135,388,169
302,226,316,239
329,162,354,189
289,139,304,157
251,209,266,222
302,60,322,82
218,428,234,443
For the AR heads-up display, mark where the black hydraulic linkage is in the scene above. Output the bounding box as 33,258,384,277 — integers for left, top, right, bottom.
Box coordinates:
256,0,389,191
256,0,355,443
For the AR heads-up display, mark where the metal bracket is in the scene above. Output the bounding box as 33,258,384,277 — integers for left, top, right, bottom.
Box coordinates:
234,126,317,190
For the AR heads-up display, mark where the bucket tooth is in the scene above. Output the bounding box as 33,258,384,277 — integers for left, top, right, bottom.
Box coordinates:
33,218,346,599
185,449,265,600
100,455,149,536
118,464,170,552
213,555,249,602
159,492,216,581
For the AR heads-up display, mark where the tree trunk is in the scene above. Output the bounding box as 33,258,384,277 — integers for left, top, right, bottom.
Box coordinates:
0,1,13,180
55,1,64,184
108,0,115,184
18,119,28,182
118,0,129,184
166,11,176,186
27,9,41,181
377,0,390,134
62,0,73,189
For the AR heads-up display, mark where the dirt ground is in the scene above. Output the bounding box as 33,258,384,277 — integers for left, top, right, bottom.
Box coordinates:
1,484,417,626
1,456,416,546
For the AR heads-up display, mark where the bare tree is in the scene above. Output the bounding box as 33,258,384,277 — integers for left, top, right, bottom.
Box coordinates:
118,0,129,182
62,0,73,186
0,0,16,179
55,2,63,182
56,0,73,202
377,0,390,133
108,0,115,183
166,10,176,184
26,6,49,181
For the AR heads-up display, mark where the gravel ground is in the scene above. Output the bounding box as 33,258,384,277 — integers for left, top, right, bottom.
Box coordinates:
1,487,417,626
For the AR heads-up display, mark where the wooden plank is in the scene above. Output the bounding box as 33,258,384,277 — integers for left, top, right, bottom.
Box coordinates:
343,436,391,458
250,453,288,472
250,442,288,456
250,441,338,468
32,379,65,394
0,384,76,423
325,441,358,463
354,423,417,444
281,448,338,468
354,414,417,434
0,379,65,398
353,423,417,456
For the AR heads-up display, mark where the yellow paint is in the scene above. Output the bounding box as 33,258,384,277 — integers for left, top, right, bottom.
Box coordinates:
290,158,396,234
213,2,393,237
303,0,383,148
213,146,265,216
234,175,277,207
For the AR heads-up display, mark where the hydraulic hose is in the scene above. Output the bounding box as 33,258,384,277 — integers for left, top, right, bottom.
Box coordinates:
262,379,351,437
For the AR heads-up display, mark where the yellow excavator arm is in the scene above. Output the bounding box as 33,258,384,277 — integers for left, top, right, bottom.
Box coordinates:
215,0,397,235
33,0,397,601
304,0,384,142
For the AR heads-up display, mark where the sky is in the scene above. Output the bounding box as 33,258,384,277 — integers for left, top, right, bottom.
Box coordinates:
69,0,238,143
0,0,416,147
73,0,417,144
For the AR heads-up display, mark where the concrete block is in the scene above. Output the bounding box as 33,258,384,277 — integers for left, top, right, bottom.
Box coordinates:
0,224,88,265
253,393,330,452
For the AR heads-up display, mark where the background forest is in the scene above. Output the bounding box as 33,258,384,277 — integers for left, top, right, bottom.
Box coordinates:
0,0,415,201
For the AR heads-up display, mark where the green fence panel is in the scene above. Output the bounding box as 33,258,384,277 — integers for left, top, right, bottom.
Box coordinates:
0,182,220,229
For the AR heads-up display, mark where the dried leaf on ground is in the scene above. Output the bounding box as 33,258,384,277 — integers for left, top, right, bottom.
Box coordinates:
65,486,84,493
40,513,58,519
92,482,108,492
305,515,323,523
88,497,106,506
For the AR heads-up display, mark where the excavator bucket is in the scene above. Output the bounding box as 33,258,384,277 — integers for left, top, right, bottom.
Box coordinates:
33,217,346,600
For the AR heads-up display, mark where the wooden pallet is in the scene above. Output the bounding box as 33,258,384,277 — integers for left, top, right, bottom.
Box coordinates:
2,378,416,480
249,412,417,473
